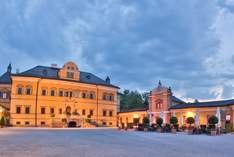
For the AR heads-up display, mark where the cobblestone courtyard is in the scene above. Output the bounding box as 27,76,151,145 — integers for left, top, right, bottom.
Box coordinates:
0,128,233,157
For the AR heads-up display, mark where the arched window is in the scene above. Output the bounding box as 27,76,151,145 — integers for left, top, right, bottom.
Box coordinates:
82,92,86,98
25,86,32,95
103,93,107,100
109,94,114,101
17,85,23,95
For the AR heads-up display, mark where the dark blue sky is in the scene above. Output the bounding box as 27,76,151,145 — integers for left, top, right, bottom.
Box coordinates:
0,0,234,102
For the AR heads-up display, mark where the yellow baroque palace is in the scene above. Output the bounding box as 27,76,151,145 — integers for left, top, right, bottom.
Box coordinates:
0,62,119,127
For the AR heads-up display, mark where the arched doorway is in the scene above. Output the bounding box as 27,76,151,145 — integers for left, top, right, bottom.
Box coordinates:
68,121,77,127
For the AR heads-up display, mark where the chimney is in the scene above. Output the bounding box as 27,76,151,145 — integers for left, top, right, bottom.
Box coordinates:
105,76,110,84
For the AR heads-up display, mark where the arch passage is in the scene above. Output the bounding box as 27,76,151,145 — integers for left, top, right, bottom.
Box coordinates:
68,121,77,127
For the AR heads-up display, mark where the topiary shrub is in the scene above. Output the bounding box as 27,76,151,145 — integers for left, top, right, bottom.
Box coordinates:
208,115,218,129
156,117,163,128
142,117,150,128
170,116,178,128
186,117,195,129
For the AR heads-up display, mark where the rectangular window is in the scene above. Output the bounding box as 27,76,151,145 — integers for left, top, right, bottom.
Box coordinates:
65,91,69,97
17,88,22,95
41,121,45,125
25,106,30,114
26,88,31,95
69,91,73,97
2,93,7,99
59,91,63,97
109,122,112,126
51,90,55,96
25,121,30,125
16,106,21,114
82,109,86,115
90,93,94,99
59,108,62,114
82,93,86,98
102,122,106,126
67,72,74,79
90,110,93,116
42,90,47,96
50,108,54,114
109,111,113,117
103,110,106,117
41,107,45,114
16,121,21,125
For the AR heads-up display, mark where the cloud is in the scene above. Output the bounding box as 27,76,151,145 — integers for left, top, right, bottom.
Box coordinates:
0,0,234,100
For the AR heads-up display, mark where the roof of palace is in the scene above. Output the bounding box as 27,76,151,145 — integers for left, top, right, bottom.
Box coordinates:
0,71,11,84
170,99,234,109
118,107,148,113
12,65,119,88
171,96,185,104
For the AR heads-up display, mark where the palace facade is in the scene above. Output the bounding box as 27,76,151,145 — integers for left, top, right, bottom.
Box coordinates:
0,62,119,127
118,81,234,129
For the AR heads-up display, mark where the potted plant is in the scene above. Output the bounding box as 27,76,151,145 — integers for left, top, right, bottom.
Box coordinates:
156,117,163,132
208,115,218,136
186,117,195,134
0,116,5,128
170,116,178,133
143,117,150,131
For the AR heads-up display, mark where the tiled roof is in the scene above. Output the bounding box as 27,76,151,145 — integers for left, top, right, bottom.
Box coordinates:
12,66,119,88
118,107,148,113
171,96,185,104
169,99,234,109
0,71,11,84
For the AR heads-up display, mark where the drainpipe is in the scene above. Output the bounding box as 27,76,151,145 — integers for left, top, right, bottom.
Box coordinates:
35,78,42,127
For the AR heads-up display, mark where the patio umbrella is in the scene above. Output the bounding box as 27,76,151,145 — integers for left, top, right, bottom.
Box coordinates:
195,110,200,128
216,107,221,128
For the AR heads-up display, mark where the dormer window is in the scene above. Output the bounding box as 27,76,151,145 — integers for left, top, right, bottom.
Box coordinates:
58,62,80,80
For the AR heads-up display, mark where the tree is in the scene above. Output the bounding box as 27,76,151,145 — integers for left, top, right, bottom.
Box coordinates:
186,117,195,128
0,117,5,128
120,90,148,111
208,115,218,129
156,117,163,128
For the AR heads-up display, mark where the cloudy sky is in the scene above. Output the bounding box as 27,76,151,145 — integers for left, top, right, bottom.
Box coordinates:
0,0,234,101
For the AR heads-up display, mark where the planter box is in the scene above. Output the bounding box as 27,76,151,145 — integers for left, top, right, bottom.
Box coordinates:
210,130,217,136
186,129,193,135
171,128,177,134
144,128,148,132
156,128,162,133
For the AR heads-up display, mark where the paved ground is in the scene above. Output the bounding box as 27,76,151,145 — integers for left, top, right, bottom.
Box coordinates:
0,128,233,157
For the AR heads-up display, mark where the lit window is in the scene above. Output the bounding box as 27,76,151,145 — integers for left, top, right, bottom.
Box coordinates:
2,93,7,99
